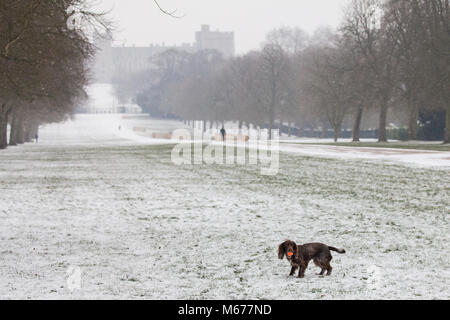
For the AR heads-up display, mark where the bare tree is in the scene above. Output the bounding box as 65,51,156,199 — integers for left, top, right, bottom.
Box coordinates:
266,26,309,55
252,44,291,139
342,0,399,142
424,0,450,143
301,43,355,142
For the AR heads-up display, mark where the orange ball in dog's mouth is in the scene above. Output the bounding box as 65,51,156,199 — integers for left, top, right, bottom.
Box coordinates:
287,252,293,257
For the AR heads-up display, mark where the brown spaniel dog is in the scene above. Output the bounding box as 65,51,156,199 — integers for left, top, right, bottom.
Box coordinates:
278,240,345,278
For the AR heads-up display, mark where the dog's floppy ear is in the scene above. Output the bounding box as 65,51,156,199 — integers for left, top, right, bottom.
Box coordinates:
278,241,286,260
292,241,298,256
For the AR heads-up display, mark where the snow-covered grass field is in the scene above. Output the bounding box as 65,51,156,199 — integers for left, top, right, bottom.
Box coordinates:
0,115,449,299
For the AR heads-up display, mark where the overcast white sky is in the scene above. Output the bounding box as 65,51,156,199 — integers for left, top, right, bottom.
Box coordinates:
96,0,351,54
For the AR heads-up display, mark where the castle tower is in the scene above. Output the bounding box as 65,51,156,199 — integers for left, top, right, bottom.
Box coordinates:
195,25,235,59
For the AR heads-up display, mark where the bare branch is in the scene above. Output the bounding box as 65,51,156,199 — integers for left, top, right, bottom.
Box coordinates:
153,0,185,19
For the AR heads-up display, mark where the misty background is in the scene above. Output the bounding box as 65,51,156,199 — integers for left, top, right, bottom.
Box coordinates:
96,0,350,54
1,0,448,149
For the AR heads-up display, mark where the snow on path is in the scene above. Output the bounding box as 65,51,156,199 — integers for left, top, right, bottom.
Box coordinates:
37,114,182,146
33,114,450,170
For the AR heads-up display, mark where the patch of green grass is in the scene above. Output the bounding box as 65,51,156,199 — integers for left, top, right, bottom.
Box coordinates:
284,141,450,151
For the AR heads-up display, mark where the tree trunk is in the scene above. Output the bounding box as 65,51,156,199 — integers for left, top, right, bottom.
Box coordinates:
333,125,341,142
378,104,388,143
9,107,19,146
269,119,274,140
0,104,8,149
352,106,363,142
24,116,36,143
408,103,419,141
16,112,25,144
445,104,450,143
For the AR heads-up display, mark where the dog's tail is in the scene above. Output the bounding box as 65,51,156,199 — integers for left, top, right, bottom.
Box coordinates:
329,246,346,254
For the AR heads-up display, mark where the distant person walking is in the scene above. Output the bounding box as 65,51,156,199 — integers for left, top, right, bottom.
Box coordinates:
220,127,226,141
35,134,39,144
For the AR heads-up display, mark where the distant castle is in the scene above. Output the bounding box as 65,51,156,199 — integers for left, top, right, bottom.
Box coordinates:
195,24,235,58
93,25,235,83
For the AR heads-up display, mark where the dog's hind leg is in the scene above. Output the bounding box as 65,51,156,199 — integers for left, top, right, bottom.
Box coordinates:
326,263,332,276
325,254,333,276
313,259,326,276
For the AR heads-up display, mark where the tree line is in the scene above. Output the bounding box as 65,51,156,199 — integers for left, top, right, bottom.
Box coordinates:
115,0,449,142
0,0,109,150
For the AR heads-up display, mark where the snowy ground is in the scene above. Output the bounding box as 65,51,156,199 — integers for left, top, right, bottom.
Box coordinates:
279,143,450,168
0,114,449,299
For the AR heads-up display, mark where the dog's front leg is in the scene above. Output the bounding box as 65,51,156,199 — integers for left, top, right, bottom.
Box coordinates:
289,266,298,276
298,262,308,278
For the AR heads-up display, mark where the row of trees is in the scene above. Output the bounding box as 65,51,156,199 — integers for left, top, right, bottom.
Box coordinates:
0,0,109,150
340,0,449,142
115,0,449,142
